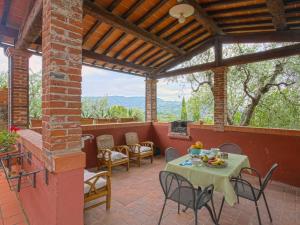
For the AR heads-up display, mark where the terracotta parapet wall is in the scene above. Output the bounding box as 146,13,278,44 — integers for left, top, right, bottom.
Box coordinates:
18,129,85,173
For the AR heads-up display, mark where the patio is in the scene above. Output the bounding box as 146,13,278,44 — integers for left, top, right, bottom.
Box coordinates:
84,157,300,225
0,0,300,225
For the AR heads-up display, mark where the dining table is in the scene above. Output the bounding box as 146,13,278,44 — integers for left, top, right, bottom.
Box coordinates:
165,152,250,221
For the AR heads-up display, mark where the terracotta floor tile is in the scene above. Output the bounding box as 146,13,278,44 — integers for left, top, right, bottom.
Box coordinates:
84,156,300,225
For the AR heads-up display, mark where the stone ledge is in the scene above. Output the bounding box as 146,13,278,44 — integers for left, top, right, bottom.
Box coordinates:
81,122,151,131
167,132,191,140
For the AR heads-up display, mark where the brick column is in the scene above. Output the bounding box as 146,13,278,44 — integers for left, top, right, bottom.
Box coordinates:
145,78,157,122
212,66,228,131
40,0,85,224
5,48,31,129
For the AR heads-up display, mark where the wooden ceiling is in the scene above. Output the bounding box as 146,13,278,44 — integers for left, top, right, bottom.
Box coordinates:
0,0,300,77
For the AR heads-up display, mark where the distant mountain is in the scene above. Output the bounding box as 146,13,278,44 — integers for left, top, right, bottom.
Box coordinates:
82,96,181,115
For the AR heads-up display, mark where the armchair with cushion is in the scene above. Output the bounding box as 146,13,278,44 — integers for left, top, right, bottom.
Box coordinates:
125,132,154,166
96,135,130,174
84,169,111,210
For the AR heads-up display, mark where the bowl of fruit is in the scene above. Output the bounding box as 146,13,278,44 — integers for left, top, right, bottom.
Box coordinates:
202,156,227,168
189,141,204,155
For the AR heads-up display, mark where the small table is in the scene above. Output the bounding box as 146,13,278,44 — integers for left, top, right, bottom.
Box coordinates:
165,153,250,220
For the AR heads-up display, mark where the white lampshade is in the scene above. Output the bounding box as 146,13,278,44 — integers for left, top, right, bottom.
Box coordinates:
169,3,195,23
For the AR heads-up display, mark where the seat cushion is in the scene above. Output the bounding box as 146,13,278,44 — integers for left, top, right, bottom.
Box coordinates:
97,150,128,161
84,170,106,194
131,145,152,153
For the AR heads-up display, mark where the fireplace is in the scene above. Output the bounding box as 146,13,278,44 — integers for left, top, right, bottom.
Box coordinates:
168,120,192,139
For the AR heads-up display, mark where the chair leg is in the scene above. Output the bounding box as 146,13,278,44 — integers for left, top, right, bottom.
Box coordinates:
206,204,218,225
177,202,180,214
217,197,225,223
106,194,111,210
194,210,198,225
151,155,153,163
262,192,272,222
254,200,262,225
138,157,141,167
158,199,167,225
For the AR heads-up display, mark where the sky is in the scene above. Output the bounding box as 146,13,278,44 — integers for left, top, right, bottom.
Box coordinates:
0,49,190,101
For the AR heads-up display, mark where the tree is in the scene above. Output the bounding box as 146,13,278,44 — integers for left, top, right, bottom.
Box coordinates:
0,72,8,88
187,95,200,121
180,97,187,120
171,43,300,128
29,70,42,119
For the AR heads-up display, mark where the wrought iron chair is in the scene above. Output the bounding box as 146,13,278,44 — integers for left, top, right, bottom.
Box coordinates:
230,163,279,225
218,143,243,154
84,170,111,210
165,147,180,162
125,132,154,166
158,171,218,225
96,135,130,174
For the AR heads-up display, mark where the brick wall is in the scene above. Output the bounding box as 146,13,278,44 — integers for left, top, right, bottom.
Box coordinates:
212,67,228,131
145,78,157,122
5,48,31,129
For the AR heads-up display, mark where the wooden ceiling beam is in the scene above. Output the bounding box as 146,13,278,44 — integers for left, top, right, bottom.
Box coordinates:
84,0,185,55
135,0,168,26
183,0,223,35
151,37,214,75
107,0,122,12
157,43,300,78
0,25,18,38
103,32,127,55
113,37,137,58
266,0,287,30
1,0,11,26
122,0,145,19
122,42,147,61
83,20,102,45
15,0,42,49
91,27,114,51
219,30,300,43
83,49,151,73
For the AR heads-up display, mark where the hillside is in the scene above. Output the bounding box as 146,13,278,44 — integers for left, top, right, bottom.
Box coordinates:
82,96,181,115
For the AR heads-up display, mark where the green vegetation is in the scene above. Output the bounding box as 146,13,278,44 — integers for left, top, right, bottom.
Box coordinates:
180,97,187,120
0,42,299,130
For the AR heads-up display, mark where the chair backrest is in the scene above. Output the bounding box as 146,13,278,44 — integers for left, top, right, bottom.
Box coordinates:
165,147,180,162
218,143,243,154
96,135,114,150
261,163,279,192
196,184,214,209
159,171,195,207
125,132,139,145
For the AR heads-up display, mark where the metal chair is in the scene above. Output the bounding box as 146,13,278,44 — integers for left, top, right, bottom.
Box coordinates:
218,143,243,154
158,171,218,225
165,147,180,162
230,163,279,225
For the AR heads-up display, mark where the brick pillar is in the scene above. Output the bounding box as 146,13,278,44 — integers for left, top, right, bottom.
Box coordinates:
41,0,85,224
212,66,228,131
5,48,31,129
145,78,157,122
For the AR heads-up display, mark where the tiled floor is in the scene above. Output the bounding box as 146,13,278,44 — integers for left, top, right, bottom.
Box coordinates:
0,171,28,225
84,156,300,225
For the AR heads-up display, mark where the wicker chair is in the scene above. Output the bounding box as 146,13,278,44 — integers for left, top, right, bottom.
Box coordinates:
84,170,111,210
96,135,130,174
125,132,154,167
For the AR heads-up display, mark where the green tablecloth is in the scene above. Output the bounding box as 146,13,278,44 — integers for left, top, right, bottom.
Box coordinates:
165,154,250,206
